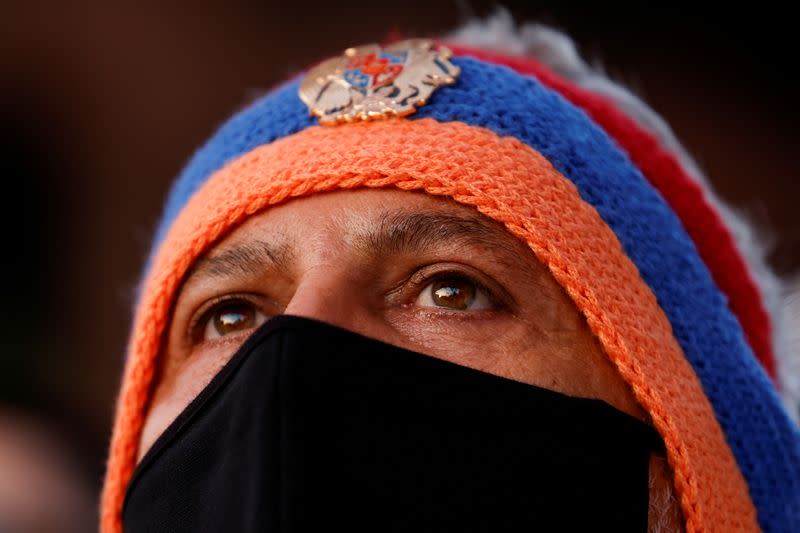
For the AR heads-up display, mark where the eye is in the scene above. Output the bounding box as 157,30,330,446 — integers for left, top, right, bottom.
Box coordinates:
201,300,268,341
415,275,493,311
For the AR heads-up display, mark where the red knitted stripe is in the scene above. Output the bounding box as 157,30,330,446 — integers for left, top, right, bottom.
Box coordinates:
442,43,777,381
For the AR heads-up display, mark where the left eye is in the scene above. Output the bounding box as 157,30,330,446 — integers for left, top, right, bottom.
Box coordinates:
415,276,492,311
202,300,268,341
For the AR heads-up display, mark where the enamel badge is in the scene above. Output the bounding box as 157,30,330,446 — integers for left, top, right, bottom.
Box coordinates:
299,39,460,125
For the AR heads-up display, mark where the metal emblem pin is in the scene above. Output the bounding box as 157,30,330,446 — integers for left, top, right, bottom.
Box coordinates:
299,38,460,125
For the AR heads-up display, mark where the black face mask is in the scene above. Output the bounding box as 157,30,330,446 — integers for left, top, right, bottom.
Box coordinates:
124,315,663,532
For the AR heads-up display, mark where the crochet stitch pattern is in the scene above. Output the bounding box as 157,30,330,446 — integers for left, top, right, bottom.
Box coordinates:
103,120,757,533
443,42,777,382
140,55,800,531
102,49,800,532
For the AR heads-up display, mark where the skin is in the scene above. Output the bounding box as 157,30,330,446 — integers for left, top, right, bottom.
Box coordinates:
139,188,683,531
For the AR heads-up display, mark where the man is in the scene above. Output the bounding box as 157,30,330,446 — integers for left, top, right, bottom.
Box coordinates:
100,17,800,533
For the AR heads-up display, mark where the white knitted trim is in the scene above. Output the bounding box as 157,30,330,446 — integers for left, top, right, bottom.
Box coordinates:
444,7,800,422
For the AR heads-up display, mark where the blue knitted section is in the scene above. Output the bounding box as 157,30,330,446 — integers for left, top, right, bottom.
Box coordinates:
153,76,316,249
150,56,800,531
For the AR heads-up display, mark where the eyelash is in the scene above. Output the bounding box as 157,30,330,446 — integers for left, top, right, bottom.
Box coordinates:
188,293,267,345
187,267,506,345
399,268,503,311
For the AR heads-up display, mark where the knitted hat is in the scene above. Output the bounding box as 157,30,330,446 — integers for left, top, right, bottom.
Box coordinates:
101,16,800,533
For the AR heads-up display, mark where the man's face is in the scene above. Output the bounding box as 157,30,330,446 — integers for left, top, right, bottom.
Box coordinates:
137,187,681,529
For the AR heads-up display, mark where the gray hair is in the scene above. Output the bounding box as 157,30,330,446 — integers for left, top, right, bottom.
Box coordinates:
648,454,686,532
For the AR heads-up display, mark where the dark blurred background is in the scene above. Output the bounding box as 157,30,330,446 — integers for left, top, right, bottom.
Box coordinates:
1,2,798,530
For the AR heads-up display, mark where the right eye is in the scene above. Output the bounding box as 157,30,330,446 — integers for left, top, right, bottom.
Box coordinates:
414,274,493,311
201,300,268,341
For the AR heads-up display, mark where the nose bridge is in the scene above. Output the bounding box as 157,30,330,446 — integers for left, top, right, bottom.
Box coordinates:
283,262,362,331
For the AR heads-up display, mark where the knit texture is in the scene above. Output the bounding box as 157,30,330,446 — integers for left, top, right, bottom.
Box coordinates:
443,42,777,382
102,119,757,532
143,54,800,531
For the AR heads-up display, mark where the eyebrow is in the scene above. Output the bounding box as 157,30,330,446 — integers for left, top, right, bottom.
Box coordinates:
186,209,531,283
355,210,524,260
188,239,295,280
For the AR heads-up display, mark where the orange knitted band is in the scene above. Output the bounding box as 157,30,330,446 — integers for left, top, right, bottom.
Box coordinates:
101,118,758,532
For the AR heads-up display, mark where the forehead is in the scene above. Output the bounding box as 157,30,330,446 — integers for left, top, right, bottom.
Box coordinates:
226,188,501,234
198,187,537,266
